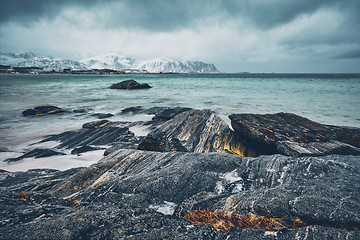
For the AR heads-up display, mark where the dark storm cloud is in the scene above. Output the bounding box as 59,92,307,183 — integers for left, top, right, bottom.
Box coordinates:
1,0,359,72
2,0,359,31
335,49,360,60
0,0,208,31
1,0,75,22
220,0,346,28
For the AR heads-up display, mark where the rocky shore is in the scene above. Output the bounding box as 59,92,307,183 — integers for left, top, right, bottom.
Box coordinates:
1,107,359,239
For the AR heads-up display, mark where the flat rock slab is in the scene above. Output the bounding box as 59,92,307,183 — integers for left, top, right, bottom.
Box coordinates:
42,121,139,150
110,79,152,90
229,112,360,157
1,151,359,239
22,105,67,116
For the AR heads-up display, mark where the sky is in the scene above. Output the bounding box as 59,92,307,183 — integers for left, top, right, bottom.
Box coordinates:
0,0,359,73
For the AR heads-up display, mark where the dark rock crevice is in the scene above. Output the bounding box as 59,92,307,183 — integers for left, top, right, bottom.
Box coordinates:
229,112,360,157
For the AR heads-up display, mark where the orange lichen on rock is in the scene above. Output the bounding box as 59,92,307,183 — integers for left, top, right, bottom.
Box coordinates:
17,191,28,199
68,197,80,205
179,209,304,234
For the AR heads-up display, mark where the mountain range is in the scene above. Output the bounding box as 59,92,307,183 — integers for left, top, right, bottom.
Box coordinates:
0,52,219,73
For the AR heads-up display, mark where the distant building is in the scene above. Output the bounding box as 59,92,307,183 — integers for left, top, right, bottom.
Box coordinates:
123,69,148,74
63,68,71,73
0,65,11,73
13,67,44,73
99,69,117,74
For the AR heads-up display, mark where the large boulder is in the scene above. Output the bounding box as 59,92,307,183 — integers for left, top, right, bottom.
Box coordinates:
138,109,249,155
229,113,360,157
109,79,152,90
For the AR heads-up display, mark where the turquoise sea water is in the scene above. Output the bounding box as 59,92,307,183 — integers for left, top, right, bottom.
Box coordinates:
0,73,359,170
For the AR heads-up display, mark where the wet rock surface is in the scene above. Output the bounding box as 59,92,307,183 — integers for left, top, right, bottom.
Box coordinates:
22,105,67,116
120,106,144,114
229,113,360,157
110,79,152,90
91,113,114,119
138,109,275,157
152,107,192,121
41,121,142,152
1,151,359,239
2,108,360,239
138,109,230,153
5,120,145,162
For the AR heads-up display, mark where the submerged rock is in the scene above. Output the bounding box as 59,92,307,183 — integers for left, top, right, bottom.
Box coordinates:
229,113,360,157
120,106,144,114
73,108,87,113
91,113,114,119
22,105,67,116
71,145,105,155
5,149,65,162
110,79,152,90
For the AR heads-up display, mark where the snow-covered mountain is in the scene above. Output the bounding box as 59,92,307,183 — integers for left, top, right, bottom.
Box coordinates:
0,52,87,71
1,52,219,73
135,57,219,73
80,53,136,70
15,57,87,71
82,54,219,73
0,52,37,65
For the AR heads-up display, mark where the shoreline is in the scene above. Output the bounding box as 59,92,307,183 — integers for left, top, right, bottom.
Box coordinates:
1,106,359,172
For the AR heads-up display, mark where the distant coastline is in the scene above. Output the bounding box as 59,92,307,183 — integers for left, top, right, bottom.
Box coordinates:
0,52,220,74
1,65,359,78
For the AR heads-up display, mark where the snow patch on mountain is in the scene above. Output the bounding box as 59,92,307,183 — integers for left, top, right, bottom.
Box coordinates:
15,57,87,71
0,52,36,65
135,57,219,73
80,53,136,70
0,52,87,71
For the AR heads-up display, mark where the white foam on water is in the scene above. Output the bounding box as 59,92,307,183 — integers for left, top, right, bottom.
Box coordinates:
0,152,22,162
0,149,104,172
129,125,150,137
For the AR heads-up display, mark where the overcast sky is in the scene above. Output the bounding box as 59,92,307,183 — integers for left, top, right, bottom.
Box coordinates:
0,0,359,73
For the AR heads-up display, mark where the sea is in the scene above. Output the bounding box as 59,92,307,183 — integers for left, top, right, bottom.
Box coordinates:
1,73,359,171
